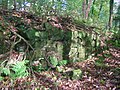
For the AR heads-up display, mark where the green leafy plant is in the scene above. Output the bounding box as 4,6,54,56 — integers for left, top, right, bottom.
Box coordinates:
10,60,29,79
56,66,64,72
95,57,108,68
0,60,29,80
58,60,68,66
0,76,4,81
49,56,58,67
100,79,105,85
33,63,45,72
72,69,82,80
49,56,68,68
1,67,10,76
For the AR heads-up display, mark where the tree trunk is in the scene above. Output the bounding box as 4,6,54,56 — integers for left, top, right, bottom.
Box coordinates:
13,0,16,10
85,0,92,19
82,0,86,18
108,0,114,30
91,0,96,15
98,1,103,18
23,0,25,11
2,0,8,9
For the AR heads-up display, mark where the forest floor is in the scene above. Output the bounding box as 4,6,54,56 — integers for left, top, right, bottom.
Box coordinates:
0,46,119,90
0,9,119,90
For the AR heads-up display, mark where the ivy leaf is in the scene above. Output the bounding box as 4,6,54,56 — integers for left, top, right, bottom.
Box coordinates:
56,66,63,72
50,56,58,67
59,60,68,66
35,32,41,37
